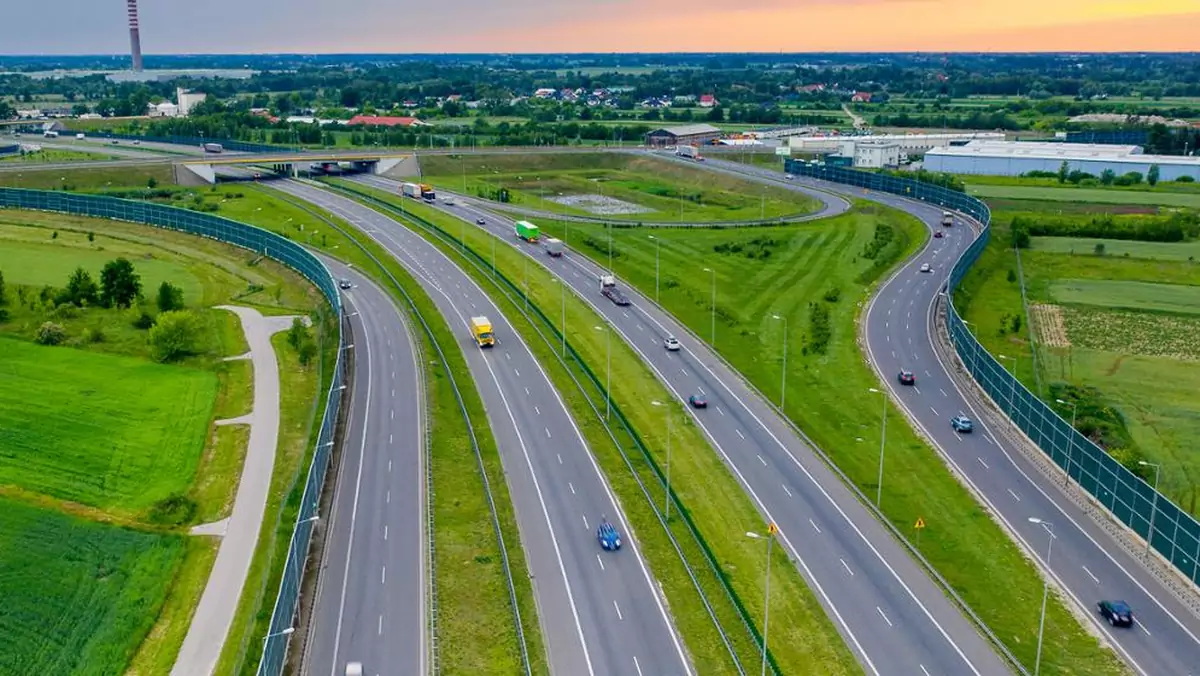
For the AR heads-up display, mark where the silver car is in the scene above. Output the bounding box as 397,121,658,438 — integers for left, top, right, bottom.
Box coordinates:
664,336,681,351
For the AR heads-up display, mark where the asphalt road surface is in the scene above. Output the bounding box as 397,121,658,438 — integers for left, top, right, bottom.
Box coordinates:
701,155,1200,675
352,174,1011,676
276,179,692,676
303,261,428,676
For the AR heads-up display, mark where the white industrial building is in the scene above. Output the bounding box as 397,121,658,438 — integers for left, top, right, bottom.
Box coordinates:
851,141,901,169
924,140,1200,181
788,131,1006,155
176,88,207,116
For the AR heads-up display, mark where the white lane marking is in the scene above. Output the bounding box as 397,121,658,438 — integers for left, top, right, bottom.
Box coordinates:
505,352,511,360
545,427,552,439
877,607,893,627
1139,622,1152,637
810,519,821,534
984,435,994,445
388,460,392,473
535,405,541,415
841,559,855,576
391,388,395,398
390,409,394,420
637,324,644,331
1083,566,1099,584
381,566,386,585
930,406,939,416
386,491,390,504
388,433,393,444
569,482,576,495
524,387,530,396
782,485,793,497
557,453,563,464
582,514,589,529
633,656,644,676
914,386,922,395
613,600,624,620
384,525,388,541
514,368,521,377
920,666,931,676
597,554,605,571
977,457,990,470
1007,489,1021,502
717,406,725,416
940,388,948,397
758,454,767,466
736,429,745,440
378,615,383,635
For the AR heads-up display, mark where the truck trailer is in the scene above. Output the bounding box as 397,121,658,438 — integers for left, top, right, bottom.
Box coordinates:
545,237,563,257
676,145,699,160
941,211,954,227
515,220,540,242
401,182,421,199
202,142,224,154
471,316,495,348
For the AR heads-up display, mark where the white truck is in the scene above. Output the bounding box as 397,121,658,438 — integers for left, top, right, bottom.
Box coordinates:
941,211,954,227
545,237,563,257
676,145,699,160
43,130,59,138
401,182,421,199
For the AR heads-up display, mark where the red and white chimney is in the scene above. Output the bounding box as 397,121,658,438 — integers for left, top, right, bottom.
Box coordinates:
127,0,143,72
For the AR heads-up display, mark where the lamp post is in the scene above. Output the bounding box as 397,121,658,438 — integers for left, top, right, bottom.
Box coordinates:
652,400,672,519
772,314,787,411
1139,461,1162,556
868,388,888,507
523,256,529,313
607,219,613,274
746,528,776,676
703,267,716,346
1028,517,1055,676
649,234,660,302
551,278,566,357
594,325,611,419
998,354,1018,410
1056,398,1078,486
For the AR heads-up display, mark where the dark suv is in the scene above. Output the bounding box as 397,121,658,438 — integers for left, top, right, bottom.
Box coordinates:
898,370,916,386
1098,600,1134,627
602,286,630,306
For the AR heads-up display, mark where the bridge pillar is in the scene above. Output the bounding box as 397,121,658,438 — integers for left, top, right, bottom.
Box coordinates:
175,163,216,186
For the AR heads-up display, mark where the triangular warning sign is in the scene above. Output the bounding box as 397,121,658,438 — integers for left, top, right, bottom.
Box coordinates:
914,517,926,529
767,522,778,535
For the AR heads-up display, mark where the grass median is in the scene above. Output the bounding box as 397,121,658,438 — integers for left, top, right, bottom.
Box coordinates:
329,178,863,676
237,184,546,676
502,200,1127,675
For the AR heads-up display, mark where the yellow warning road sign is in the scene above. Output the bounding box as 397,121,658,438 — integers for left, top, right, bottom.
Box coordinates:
914,517,926,530
767,522,778,535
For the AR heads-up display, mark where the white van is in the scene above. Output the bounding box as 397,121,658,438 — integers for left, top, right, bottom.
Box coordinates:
75,133,85,140
345,662,363,676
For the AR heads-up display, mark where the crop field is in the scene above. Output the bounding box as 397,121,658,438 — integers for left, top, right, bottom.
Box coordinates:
420,152,818,221
968,184,1200,208
0,496,185,675
1049,279,1200,315
1030,236,1200,261
0,148,118,163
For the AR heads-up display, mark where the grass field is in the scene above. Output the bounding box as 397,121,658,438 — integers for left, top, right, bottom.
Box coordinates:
968,184,1200,208
0,148,118,163
420,152,819,222
504,200,1126,675
0,163,175,189
332,180,863,675
1031,236,1200,261
0,496,185,675
1049,279,1200,315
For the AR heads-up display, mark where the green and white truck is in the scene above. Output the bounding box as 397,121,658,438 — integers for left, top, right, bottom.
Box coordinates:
515,220,540,242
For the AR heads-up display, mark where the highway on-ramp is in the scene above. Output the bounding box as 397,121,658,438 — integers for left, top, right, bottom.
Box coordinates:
276,179,692,676
304,260,428,676
351,173,1011,676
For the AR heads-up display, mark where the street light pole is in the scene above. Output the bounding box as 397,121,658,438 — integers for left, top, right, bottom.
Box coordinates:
869,387,887,507
594,325,611,419
1028,517,1054,676
747,529,775,676
1139,461,1162,555
703,267,716,346
999,354,1018,410
773,314,787,411
652,400,672,519
1056,398,1078,486
650,235,660,302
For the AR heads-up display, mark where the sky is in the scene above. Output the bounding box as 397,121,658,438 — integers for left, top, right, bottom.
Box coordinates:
3,0,1199,54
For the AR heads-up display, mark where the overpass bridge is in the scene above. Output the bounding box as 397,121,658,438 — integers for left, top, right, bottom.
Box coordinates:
175,150,417,185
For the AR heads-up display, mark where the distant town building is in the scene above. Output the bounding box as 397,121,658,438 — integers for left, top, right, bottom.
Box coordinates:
177,88,207,116
789,131,1006,155
698,94,719,108
644,123,723,148
345,115,428,127
850,92,873,103
147,101,179,117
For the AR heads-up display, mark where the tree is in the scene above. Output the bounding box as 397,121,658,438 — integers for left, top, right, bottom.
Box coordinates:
156,281,184,312
148,311,198,362
63,267,99,307
1057,160,1069,184
286,317,307,350
1148,164,1161,187
706,105,725,122
147,177,158,189
1094,242,1107,256
0,269,6,306
1100,169,1116,186
100,258,141,308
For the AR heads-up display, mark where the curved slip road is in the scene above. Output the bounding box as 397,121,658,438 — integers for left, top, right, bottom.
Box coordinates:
699,154,1200,674
352,174,1011,676
276,179,692,676
302,261,428,676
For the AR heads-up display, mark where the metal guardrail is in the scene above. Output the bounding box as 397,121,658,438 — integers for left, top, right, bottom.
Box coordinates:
0,187,345,676
67,130,288,154
327,181,784,675
781,160,1200,591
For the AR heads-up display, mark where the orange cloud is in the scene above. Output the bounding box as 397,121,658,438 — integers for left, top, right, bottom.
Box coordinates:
421,0,1200,52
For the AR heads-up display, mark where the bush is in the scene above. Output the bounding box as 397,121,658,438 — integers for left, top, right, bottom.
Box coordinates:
148,310,198,362
147,494,196,526
100,258,142,309
1006,269,1017,283
805,302,832,355
1176,175,1196,183
132,310,155,330
1094,242,1107,256
156,281,184,312
0,269,6,306
61,267,100,307
80,327,105,344
35,322,67,346
822,287,841,303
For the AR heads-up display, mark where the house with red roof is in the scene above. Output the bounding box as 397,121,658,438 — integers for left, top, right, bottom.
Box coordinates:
698,94,719,108
850,92,873,103
346,115,428,127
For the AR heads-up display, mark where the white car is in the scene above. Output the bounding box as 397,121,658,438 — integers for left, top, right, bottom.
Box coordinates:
784,174,795,180
664,336,681,351
919,263,932,273
345,662,363,676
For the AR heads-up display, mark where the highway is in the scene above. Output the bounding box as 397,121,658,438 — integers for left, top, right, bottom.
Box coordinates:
698,155,1200,675
351,174,1011,676
275,179,692,676
304,260,428,676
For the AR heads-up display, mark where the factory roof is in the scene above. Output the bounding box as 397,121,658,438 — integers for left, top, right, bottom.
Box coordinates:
928,140,1200,166
650,123,722,137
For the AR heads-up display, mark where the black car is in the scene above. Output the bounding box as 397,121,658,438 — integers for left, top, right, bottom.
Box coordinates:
338,279,352,290
601,286,630,306
898,370,916,386
1098,600,1134,627
476,218,486,225
934,230,944,239
689,394,708,409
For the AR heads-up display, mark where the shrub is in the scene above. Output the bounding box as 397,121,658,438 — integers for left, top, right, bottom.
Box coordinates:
148,310,198,362
132,310,155,330
156,281,184,312
62,267,99,307
822,287,841,303
100,258,141,308
1176,175,1195,183
1006,269,1017,283
147,494,196,526
0,269,6,306
805,302,832,355
80,327,105,344
87,231,95,243
35,322,67,346
1094,242,1107,256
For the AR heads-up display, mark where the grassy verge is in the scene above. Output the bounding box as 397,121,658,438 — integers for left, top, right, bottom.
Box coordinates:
218,185,544,676
0,148,119,163
473,198,1126,675
125,537,220,675
330,179,862,675
0,163,174,190
967,184,1200,208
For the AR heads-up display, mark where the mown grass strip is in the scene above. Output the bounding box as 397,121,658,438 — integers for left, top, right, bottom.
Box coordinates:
328,179,863,676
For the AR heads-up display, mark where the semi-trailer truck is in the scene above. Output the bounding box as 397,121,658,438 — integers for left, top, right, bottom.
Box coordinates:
515,220,540,242
202,142,224,154
419,183,436,200
545,237,563,257
941,211,954,227
401,182,421,199
471,316,495,347
676,145,699,160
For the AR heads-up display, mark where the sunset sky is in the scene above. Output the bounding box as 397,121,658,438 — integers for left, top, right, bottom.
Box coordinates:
4,0,1199,54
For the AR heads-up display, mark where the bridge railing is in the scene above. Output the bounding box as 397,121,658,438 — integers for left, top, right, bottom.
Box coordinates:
783,160,1200,589
69,130,288,154
0,187,345,674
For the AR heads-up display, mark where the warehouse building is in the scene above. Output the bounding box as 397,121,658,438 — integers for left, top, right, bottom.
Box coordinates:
924,140,1200,181
788,131,1005,155
644,123,723,148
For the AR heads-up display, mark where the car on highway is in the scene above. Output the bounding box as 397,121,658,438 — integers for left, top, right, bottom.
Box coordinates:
597,519,622,551
689,394,708,409
664,336,681,351
476,218,485,225
919,263,932,273
602,285,631,306
950,415,974,433
785,174,795,180
132,140,141,145
898,370,916,386
339,279,352,290
934,230,944,239
345,662,363,676
1098,600,1134,627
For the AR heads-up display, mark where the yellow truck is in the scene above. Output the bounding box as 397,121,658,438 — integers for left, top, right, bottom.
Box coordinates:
471,316,495,348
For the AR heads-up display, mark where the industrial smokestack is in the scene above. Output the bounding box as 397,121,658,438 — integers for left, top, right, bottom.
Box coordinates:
127,0,143,72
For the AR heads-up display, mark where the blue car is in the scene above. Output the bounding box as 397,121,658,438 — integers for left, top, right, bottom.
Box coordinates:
597,519,622,551
951,415,974,433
